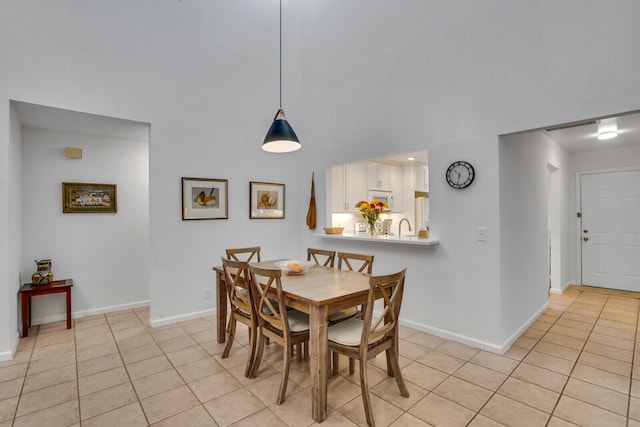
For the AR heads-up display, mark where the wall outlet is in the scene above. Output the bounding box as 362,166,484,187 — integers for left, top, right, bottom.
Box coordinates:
203,288,212,299
477,227,488,241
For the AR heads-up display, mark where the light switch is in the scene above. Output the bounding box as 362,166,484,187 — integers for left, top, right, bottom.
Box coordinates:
477,227,487,241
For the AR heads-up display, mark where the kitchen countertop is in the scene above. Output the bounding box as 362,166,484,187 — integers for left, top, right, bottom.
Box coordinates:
313,233,439,246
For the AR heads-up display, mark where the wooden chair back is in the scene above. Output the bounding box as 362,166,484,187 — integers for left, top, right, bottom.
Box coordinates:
226,246,261,263
221,257,253,318
307,248,336,267
337,252,374,274
362,268,406,346
247,265,288,335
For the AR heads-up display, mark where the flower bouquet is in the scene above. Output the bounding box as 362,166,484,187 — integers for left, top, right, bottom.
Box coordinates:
355,200,389,236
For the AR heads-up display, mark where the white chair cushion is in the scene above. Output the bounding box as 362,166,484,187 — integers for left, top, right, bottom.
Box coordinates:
327,318,364,346
286,310,310,332
328,307,359,322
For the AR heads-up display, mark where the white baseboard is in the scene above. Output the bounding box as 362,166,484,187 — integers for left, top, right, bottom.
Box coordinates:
496,301,548,354
149,308,215,328
0,332,20,362
398,299,548,355
30,299,150,326
549,281,575,295
398,317,504,354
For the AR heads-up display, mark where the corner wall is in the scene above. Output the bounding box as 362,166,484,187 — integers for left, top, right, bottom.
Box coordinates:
499,131,570,345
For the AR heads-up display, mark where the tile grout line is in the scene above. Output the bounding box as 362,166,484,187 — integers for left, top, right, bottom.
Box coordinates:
627,302,640,426
463,291,580,426
11,325,37,424
544,290,611,425
108,310,152,426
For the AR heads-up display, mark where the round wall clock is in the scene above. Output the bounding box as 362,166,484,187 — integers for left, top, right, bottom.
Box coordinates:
446,161,475,189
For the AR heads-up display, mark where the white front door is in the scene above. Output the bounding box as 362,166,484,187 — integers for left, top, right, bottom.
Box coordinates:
581,169,640,291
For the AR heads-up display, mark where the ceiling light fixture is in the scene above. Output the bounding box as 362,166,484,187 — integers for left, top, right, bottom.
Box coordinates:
262,0,300,153
597,118,618,140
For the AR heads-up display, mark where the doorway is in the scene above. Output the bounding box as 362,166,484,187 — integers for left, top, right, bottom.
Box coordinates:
579,168,640,291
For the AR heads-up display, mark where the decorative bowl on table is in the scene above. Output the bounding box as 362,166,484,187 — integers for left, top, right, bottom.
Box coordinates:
323,227,344,235
275,260,312,275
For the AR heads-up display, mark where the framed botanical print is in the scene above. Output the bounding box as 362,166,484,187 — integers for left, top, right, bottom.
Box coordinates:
182,177,228,220
62,182,117,213
250,181,284,219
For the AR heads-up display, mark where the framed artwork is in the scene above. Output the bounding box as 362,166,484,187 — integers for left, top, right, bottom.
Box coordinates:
182,177,228,220
250,181,285,219
62,182,117,213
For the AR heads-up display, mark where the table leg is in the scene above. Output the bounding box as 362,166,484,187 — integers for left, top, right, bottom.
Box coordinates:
216,271,227,343
21,293,29,338
310,304,329,422
66,288,72,329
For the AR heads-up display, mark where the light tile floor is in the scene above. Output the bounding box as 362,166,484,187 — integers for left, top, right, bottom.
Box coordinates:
2,287,640,426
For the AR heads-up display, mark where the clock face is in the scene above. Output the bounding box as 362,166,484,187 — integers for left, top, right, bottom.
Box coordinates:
446,161,475,189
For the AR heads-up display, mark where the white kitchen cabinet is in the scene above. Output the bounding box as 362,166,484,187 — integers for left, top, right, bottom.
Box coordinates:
330,161,366,212
415,164,428,192
390,165,404,212
367,161,391,191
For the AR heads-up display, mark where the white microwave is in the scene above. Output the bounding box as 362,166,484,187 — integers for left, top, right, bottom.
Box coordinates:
368,190,393,211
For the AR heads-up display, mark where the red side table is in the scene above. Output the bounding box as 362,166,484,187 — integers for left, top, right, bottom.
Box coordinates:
19,279,73,337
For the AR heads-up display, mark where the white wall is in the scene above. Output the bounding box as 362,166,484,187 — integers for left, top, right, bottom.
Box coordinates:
21,127,149,324
499,131,571,344
0,104,23,360
1,1,640,355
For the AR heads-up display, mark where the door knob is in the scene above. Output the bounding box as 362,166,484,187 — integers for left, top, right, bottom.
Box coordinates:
583,229,589,233
583,237,589,241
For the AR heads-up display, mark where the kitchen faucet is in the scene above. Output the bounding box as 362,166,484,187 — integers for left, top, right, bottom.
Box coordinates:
398,218,412,237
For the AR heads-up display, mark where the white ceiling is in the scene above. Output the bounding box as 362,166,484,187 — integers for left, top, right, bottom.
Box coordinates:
543,110,640,153
376,150,428,166
11,101,150,143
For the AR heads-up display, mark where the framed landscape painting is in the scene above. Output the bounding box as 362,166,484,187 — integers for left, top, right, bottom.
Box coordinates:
182,177,228,220
250,181,284,219
62,182,117,213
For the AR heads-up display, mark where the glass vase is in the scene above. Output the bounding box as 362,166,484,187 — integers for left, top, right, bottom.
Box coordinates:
368,220,377,236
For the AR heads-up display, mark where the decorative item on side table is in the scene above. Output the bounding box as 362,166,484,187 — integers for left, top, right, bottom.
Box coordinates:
355,200,389,236
32,259,53,285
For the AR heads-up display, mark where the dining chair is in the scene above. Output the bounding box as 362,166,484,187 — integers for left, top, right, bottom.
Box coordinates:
337,251,374,274
328,268,409,427
226,246,261,263
329,252,375,325
248,264,310,404
220,257,257,378
307,248,336,267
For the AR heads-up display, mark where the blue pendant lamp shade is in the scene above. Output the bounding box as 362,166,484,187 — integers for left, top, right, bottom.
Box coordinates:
262,0,301,153
263,108,301,153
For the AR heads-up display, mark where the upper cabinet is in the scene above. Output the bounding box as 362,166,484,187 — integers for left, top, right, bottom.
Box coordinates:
330,161,366,213
367,161,390,190
366,161,403,192
414,164,428,192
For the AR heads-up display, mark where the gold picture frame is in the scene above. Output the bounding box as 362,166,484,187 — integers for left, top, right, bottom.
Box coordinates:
250,181,285,219
62,182,117,213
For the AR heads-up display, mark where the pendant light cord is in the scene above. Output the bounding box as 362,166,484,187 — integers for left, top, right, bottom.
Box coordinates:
279,0,282,109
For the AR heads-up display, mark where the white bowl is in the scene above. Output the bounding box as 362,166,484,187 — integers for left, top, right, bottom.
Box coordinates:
275,260,312,275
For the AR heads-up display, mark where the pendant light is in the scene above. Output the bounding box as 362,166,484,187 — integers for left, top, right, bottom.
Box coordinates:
262,0,301,153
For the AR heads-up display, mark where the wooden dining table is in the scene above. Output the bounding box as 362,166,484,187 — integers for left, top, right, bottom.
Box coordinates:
213,261,372,422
